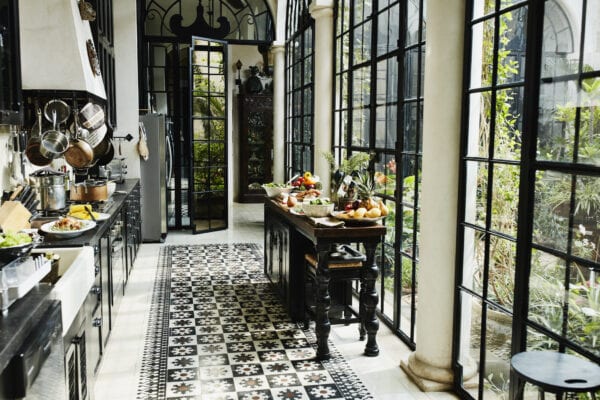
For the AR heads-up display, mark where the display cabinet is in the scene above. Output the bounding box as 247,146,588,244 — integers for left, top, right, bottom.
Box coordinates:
238,94,273,202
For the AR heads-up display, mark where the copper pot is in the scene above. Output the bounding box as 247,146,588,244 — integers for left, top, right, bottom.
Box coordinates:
64,109,95,168
70,180,109,201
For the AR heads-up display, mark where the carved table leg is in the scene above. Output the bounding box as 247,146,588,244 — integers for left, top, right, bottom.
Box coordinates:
362,240,380,356
315,246,331,360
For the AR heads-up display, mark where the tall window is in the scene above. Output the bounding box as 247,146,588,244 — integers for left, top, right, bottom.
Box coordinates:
285,0,314,178
333,0,425,346
455,1,599,399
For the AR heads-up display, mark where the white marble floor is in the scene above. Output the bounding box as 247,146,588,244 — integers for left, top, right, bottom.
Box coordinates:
94,203,459,400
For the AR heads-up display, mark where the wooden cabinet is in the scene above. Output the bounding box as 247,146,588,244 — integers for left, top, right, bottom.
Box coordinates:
238,94,273,203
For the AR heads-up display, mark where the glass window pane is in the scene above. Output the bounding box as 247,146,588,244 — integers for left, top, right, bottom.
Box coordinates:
497,8,527,85
487,235,516,310
583,2,600,69
467,91,491,158
471,18,495,89
406,0,420,46
462,227,485,296
568,263,599,354
528,250,566,338
457,291,481,399
472,0,495,20
494,88,523,161
533,171,571,252
537,80,577,163
377,9,389,57
403,103,418,152
578,77,600,167
482,305,512,398
464,161,487,228
490,163,519,237
572,175,600,263
541,0,581,79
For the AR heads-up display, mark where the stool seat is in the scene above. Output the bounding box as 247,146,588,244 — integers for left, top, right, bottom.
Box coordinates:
304,253,363,269
511,351,600,398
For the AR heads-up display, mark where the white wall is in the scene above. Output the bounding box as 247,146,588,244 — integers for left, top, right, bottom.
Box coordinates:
113,0,141,179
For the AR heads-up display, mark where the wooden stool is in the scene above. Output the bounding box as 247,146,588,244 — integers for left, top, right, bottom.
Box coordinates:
511,351,600,400
303,249,366,340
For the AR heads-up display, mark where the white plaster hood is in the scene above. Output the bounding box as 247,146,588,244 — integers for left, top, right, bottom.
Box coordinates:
18,0,106,99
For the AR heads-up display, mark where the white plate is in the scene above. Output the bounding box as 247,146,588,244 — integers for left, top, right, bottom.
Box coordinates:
40,219,97,238
70,212,111,222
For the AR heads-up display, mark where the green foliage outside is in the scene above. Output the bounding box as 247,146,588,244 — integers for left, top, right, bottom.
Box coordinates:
471,5,600,400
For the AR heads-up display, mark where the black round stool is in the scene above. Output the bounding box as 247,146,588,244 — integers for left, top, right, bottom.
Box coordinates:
511,351,600,400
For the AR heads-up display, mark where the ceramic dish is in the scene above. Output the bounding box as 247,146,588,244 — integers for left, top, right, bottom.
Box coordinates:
330,211,385,226
40,219,97,238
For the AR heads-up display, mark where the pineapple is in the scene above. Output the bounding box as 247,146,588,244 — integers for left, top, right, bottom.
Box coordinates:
353,172,377,210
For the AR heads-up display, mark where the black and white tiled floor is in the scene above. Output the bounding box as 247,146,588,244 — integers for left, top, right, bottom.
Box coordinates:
137,243,373,400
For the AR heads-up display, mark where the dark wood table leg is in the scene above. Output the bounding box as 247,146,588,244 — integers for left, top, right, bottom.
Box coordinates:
362,240,380,356
315,246,331,360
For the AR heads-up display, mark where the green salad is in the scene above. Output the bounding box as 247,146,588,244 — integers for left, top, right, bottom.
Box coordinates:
309,198,331,205
263,182,291,188
0,231,33,248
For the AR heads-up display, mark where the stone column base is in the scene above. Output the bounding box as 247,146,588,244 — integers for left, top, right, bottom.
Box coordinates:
400,352,478,392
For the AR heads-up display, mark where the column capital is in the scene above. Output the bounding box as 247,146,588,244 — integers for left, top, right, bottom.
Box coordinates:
270,43,285,54
309,0,334,19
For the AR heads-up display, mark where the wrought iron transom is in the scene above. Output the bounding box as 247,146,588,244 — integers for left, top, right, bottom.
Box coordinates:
143,0,274,42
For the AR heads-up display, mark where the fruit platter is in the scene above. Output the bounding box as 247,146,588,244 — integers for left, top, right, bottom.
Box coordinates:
331,198,389,225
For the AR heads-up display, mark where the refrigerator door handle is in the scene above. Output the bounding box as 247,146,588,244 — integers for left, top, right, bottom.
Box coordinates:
166,134,173,186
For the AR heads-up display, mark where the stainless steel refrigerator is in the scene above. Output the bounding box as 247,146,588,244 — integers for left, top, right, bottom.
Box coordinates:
140,113,170,242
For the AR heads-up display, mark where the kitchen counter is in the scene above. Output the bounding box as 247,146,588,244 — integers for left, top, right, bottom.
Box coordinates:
38,179,139,248
0,284,54,372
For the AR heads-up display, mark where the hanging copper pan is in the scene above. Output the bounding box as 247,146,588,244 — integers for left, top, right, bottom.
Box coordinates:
64,108,94,168
25,108,52,167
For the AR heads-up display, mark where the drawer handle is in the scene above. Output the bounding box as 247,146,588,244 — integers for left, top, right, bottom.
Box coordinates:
93,317,102,327
91,286,101,295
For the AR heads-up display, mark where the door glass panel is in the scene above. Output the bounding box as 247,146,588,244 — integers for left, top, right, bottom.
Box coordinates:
190,37,228,233
533,170,570,252
528,250,565,338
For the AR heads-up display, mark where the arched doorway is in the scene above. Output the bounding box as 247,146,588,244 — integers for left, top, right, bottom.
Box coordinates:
138,0,274,233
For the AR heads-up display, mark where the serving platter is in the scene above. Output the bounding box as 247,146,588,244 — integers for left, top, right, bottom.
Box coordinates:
40,219,96,238
330,211,385,226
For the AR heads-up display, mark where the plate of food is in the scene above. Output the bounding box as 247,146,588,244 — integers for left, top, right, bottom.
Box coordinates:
330,210,385,226
40,217,97,238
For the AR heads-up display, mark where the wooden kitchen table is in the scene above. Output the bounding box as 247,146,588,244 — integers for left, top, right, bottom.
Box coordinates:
264,199,387,360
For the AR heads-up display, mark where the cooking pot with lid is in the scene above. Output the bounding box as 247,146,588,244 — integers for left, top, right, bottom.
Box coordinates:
31,169,67,211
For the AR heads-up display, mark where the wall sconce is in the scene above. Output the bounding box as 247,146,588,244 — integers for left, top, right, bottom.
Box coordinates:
235,60,243,87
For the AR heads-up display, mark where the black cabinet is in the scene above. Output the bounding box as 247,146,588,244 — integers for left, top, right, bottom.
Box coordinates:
264,204,308,320
238,94,273,203
124,182,141,277
0,0,22,124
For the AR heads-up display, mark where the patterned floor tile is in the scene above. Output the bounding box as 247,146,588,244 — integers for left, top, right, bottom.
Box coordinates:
137,244,373,400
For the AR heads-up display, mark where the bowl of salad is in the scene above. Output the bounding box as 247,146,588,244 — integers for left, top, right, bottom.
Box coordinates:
0,231,35,264
262,182,294,198
302,198,334,217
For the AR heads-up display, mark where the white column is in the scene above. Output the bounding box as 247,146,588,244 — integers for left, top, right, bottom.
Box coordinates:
309,0,334,196
400,0,475,391
271,43,285,183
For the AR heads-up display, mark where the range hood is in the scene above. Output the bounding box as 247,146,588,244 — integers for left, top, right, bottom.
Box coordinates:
18,0,106,99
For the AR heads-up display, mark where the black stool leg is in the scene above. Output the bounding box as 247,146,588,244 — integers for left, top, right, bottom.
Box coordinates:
591,391,597,400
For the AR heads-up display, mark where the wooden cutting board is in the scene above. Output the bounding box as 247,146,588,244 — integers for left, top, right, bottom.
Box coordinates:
0,201,32,232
